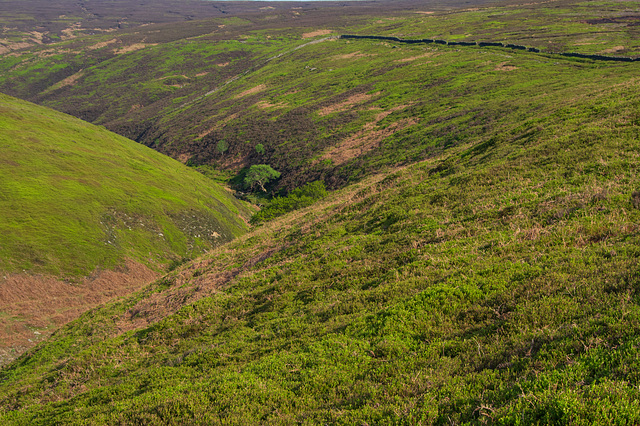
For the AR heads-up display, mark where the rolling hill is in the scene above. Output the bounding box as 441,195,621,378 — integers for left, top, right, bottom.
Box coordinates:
0,0,638,193
0,93,252,364
1,0,640,423
1,69,640,420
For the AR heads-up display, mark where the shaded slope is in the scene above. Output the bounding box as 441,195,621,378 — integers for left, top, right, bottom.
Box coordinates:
1,54,640,423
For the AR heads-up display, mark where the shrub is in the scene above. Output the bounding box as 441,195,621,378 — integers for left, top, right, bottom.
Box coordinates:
250,181,327,224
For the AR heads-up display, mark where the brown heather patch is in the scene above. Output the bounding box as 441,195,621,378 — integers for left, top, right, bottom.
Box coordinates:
302,29,332,39
86,38,117,50
0,32,45,54
0,41,33,53
42,70,84,94
601,45,625,54
178,153,191,163
61,23,82,40
0,259,158,366
197,127,215,139
495,62,518,71
216,112,240,129
256,100,287,109
317,92,380,117
332,51,373,60
113,43,157,55
95,27,118,33
128,104,143,113
220,153,250,171
27,31,45,44
36,48,73,58
320,105,416,166
200,112,240,136
116,246,280,334
234,84,266,98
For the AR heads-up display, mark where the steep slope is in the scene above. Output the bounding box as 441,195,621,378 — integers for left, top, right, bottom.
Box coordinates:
1,36,640,423
0,93,252,363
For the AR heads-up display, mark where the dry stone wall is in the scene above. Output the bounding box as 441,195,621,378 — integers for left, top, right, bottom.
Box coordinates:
340,34,637,62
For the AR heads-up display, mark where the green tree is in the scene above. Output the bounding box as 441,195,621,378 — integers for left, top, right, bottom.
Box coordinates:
216,140,229,154
255,144,265,155
244,165,281,192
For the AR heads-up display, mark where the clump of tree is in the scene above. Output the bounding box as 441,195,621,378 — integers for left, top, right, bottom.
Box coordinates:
216,140,229,154
250,181,328,224
244,164,281,192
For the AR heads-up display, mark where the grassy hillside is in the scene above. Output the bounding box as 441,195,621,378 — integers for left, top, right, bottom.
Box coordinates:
1,10,640,421
0,0,638,192
2,0,640,423
0,93,252,276
0,92,252,364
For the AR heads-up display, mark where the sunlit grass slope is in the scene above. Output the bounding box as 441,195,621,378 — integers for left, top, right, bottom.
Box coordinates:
0,93,252,276
1,52,640,423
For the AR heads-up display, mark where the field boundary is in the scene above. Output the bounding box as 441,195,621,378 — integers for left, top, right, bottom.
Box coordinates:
340,34,639,62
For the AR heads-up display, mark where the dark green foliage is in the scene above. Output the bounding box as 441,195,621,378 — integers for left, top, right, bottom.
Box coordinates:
250,181,328,224
216,140,229,155
244,164,281,192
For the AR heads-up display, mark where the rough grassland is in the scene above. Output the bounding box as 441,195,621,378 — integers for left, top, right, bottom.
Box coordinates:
1,41,640,423
0,93,253,364
0,93,251,277
2,0,640,423
0,0,638,193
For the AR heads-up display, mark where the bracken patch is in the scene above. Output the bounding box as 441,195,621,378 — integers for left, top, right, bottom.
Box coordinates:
0,259,158,366
317,92,380,117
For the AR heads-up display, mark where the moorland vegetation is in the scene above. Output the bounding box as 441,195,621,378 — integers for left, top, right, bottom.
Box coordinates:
0,93,252,364
1,0,640,423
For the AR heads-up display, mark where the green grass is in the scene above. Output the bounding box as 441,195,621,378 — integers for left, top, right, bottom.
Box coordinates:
1,45,640,421
2,1,640,423
0,93,253,276
1,0,638,195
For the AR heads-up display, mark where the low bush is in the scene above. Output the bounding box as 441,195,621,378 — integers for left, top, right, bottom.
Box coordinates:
250,181,328,224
